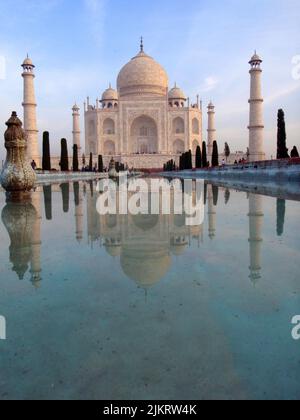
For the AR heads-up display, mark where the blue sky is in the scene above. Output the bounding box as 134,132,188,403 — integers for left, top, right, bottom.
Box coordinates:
0,0,299,160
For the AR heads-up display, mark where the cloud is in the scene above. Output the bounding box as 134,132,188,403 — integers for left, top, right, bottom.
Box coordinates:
202,76,219,92
84,0,107,47
265,83,300,105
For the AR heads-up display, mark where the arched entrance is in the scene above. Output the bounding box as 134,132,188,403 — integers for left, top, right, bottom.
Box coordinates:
130,115,158,154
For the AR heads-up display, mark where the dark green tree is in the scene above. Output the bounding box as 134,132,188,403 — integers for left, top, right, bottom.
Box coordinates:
179,155,183,171
277,109,289,159
98,155,104,172
202,141,208,168
224,142,230,163
196,145,202,169
188,150,193,169
212,141,219,167
72,144,79,172
42,131,51,171
89,153,93,172
60,138,69,171
291,146,299,158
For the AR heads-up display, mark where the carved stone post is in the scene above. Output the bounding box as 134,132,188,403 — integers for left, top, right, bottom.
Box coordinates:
0,112,36,201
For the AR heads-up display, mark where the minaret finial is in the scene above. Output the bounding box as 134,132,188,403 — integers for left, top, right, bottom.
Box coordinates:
140,36,144,52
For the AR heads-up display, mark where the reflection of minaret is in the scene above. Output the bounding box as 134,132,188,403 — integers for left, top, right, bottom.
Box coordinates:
207,184,216,239
1,201,36,280
74,182,83,243
30,192,42,288
248,193,264,284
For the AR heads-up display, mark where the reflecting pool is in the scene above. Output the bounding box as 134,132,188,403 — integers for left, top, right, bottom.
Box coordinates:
0,179,299,400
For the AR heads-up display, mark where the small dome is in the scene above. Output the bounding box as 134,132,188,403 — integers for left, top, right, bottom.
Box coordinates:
249,52,262,63
101,86,118,101
105,244,122,257
168,84,186,100
22,56,34,67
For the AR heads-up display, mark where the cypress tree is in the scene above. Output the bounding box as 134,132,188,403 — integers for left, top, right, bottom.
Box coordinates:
291,146,299,158
98,155,104,172
82,154,86,169
212,141,219,167
42,131,51,171
72,144,79,172
202,141,208,168
277,109,289,159
224,142,230,163
196,145,202,168
179,155,183,171
60,138,69,171
89,153,93,172
187,150,193,169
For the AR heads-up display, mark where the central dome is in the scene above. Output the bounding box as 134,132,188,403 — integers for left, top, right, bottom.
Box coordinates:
117,48,169,98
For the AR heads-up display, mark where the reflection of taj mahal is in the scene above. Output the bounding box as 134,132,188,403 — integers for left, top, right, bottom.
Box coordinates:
1,181,266,289
83,40,202,169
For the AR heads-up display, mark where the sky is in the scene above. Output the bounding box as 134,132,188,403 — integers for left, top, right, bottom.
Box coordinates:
0,0,299,161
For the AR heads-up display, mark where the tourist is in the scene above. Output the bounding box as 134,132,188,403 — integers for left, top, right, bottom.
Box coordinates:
31,160,37,170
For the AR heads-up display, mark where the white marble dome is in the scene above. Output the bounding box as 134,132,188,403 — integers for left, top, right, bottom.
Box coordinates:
101,86,118,101
168,85,186,100
22,56,34,67
117,50,168,98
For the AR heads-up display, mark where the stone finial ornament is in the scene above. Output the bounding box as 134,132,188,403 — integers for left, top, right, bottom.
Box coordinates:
0,112,36,200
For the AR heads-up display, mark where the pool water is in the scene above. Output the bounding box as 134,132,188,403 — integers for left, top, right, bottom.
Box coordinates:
0,179,299,400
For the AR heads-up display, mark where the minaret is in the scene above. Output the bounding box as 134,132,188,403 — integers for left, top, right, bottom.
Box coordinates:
207,184,216,239
22,55,40,166
248,193,264,284
207,102,216,161
30,191,42,288
72,103,81,151
248,52,265,162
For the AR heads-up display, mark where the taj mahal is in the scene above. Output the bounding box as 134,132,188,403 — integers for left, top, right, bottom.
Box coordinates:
82,38,203,169
21,39,265,169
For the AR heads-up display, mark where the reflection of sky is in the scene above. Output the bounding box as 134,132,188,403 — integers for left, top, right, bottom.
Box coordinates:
0,180,299,399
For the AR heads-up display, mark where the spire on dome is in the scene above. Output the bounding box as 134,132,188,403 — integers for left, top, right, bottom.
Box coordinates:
140,36,144,53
